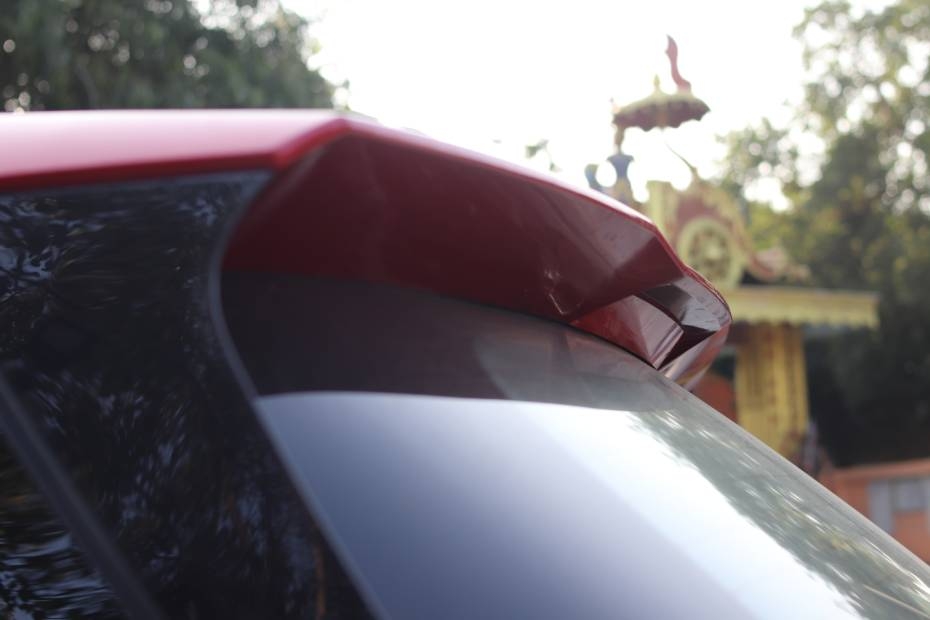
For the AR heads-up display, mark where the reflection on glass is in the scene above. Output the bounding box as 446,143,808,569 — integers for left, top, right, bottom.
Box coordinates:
0,430,124,618
223,274,930,619
0,177,371,618
625,387,930,619
481,327,930,619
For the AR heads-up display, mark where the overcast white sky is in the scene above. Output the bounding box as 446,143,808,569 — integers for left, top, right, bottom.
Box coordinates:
286,0,889,201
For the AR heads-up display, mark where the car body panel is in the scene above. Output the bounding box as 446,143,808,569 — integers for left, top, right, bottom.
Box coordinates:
1,110,729,383
0,110,339,191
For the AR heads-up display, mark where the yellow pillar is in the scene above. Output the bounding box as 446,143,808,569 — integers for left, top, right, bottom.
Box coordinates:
734,323,810,460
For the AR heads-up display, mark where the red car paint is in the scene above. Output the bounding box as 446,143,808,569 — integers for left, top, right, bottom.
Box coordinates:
0,110,729,384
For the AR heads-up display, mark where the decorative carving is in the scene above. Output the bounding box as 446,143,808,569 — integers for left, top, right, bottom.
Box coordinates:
587,34,879,465
677,217,744,288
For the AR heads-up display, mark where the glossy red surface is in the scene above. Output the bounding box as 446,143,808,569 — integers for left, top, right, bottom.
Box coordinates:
1,110,730,383
0,110,340,191
221,115,731,381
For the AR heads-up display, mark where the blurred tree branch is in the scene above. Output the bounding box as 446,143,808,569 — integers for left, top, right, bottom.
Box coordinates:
0,0,335,111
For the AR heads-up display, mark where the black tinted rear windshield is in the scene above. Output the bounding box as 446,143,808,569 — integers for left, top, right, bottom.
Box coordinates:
223,272,930,620
222,273,654,406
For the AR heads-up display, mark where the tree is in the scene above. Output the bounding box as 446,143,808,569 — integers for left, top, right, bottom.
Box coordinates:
0,0,334,111
720,0,930,465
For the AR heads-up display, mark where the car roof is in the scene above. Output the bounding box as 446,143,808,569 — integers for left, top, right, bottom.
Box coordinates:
1,110,729,383
0,109,339,191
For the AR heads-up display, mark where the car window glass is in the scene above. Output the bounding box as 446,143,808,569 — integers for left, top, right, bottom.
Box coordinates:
0,179,372,619
225,273,930,620
0,430,125,619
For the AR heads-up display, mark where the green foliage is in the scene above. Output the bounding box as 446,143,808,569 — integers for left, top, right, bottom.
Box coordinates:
721,0,930,465
0,0,334,111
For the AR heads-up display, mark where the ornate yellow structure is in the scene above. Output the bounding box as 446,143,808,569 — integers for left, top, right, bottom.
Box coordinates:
587,37,878,461
645,176,878,461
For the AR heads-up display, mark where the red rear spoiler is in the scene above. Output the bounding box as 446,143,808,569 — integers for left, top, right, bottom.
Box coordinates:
0,111,729,385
